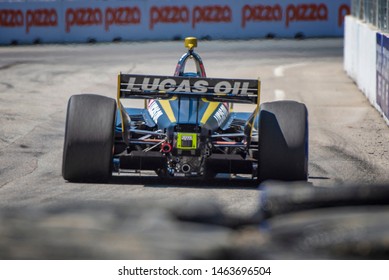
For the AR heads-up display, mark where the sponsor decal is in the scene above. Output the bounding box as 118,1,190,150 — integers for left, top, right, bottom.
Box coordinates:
147,100,164,123
242,4,282,28
285,3,328,27
242,2,348,28
0,9,24,28
213,104,229,126
105,6,141,31
150,3,347,30
149,5,189,30
149,5,232,29
192,5,232,28
0,8,58,33
65,7,103,32
338,4,350,27
65,6,141,32
124,76,255,95
26,8,58,33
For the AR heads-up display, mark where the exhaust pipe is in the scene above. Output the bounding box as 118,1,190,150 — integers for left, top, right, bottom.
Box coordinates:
181,164,191,173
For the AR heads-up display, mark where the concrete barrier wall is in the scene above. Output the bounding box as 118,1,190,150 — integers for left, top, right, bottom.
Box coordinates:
0,0,350,45
344,16,389,125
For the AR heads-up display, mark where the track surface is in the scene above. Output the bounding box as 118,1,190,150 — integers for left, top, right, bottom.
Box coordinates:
1,39,389,219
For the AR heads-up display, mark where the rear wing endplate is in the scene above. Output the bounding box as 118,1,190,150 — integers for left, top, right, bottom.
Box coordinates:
118,74,260,105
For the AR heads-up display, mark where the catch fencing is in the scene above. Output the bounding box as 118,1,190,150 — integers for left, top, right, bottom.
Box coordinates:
344,0,389,125
351,0,388,32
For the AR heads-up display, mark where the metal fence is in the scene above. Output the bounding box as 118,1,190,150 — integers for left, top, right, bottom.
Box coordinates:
352,0,389,32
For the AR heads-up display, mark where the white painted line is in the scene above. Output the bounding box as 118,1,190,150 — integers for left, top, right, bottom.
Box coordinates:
273,63,307,101
273,67,284,77
273,62,308,77
274,89,286,101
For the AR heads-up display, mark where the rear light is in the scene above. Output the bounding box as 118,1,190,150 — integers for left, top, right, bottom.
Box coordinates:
176,133,197,150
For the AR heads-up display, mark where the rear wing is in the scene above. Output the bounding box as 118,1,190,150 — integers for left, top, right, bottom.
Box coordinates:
118,74,260,105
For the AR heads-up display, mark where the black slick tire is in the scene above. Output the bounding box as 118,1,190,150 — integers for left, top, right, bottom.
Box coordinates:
258,101,308,182
62,94,116,182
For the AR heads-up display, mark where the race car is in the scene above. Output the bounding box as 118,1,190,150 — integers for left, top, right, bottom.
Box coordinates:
62,37,308,182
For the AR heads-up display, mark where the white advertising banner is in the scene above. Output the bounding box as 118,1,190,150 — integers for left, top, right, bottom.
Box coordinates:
0,260,388,280
0,0,351,44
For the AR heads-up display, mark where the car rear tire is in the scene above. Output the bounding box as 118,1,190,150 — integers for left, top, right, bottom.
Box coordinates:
62,94,117,182
258,101,308,182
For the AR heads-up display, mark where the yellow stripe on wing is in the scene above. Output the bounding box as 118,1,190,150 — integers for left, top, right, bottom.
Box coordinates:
250,78,261,137
200,102,220,124
117,73,125,132
159,99,177,123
